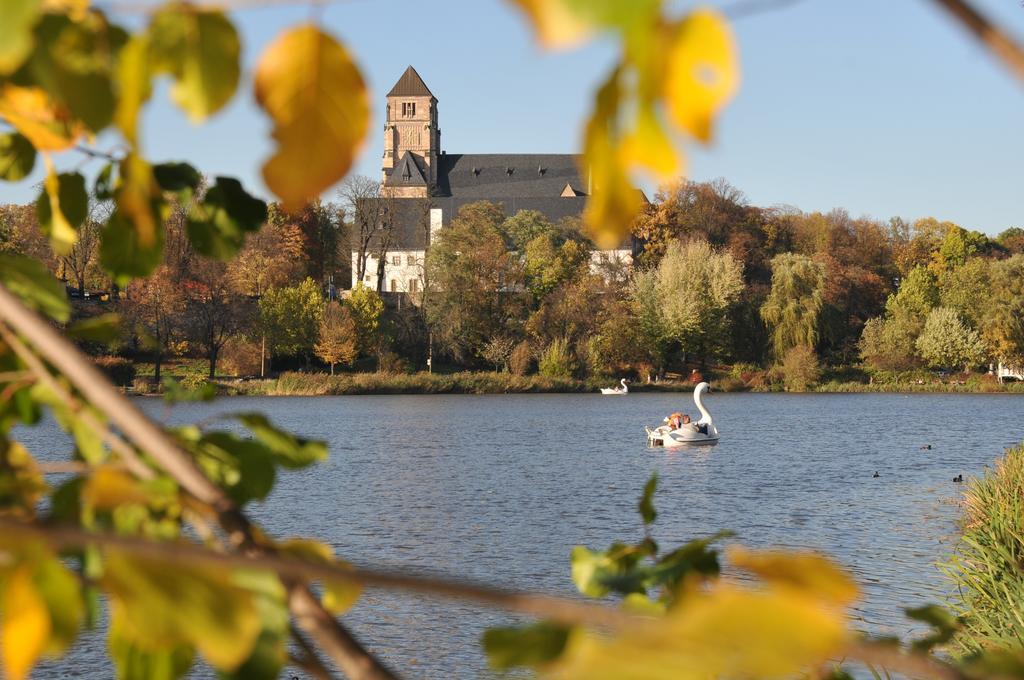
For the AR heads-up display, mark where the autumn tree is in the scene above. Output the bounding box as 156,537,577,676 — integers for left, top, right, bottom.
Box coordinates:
124,265,185,383
982,255,1024,367
57,200,113,295
228,212,307,296
339,174,396,287
183,259,252,378
315,301,358,374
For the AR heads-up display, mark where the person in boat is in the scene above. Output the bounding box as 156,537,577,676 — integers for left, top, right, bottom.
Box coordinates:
681,414,701,433
668,412,683,429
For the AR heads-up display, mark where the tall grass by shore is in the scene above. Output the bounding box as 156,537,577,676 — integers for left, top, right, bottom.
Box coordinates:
941,444,1024,654
219,371,733,396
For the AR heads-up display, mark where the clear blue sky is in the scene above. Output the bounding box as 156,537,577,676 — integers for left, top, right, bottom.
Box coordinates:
4,0,1023,234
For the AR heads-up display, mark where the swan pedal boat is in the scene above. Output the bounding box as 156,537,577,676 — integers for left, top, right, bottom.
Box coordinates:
646,382,720,447
600,378,629,395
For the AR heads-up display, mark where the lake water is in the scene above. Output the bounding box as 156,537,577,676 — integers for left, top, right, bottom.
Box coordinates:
19,392,1024,678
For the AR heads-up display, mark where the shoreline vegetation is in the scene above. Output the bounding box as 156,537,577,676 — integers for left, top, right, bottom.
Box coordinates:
119,360,1024,396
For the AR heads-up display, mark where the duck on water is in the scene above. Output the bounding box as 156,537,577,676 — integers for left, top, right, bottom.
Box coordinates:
646,382,720,447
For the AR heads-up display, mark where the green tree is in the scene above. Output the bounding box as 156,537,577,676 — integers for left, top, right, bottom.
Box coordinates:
781,344,820,391
628,268,669,370
501,209,556,252
935,226,991,271
938,257,990,329
424,202,526,362
915,307,987,372
655,239,744,365
760,253,824,360
315,301,357,374
858,316,917,372
982,255,1024,366
523,233,590,300
885,265,939,337
537,337,577,378
258,278,323,361
348,281,385,358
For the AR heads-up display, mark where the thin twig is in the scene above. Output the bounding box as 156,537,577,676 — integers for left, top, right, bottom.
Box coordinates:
928,0,1024,84
0,519,635,629
36,461,91,475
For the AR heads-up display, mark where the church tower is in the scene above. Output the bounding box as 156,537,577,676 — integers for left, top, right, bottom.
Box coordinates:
382,66,439,197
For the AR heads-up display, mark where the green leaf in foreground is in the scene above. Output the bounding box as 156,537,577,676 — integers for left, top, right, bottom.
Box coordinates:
36,170,88,255
66,313,122,343
639,472,657,525
187,177,268,260
148,5,241,122
0,0,39,75
236,412,327,469
0,253,70,322
0,132,37,181
482,622,570,669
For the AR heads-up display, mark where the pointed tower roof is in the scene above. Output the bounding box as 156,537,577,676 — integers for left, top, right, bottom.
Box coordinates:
387,66,434,98
385,151,427,187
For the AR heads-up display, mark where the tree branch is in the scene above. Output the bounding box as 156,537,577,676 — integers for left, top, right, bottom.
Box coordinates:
0,283,397,680
928,0,1024,84
0,518,636,630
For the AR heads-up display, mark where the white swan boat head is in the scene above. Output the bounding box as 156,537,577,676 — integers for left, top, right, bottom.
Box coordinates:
646,381,719,447
600,378,629,395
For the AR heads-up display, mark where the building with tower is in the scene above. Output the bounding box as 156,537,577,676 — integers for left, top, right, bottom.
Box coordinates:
353,66,636,293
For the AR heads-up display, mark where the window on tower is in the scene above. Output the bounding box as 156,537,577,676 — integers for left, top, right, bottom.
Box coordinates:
402,102,416,117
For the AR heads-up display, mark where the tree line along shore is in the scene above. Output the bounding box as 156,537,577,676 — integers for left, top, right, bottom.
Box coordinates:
3,177,1023,396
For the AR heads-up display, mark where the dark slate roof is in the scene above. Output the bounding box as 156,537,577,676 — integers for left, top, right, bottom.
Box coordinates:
358,199,433,251
435,153,587,199
384,151,428,188
386,66,434,98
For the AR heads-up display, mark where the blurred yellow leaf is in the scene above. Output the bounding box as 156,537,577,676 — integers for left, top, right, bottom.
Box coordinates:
114,35,152,146
41,160,81,255
41,0,90,20
322,571,361,615
278,538,333,564
505,0,593,49
2,565,51,680
581,69,642,250
0,442,45,519
728,546,860,606
0,85,83,151
278,539,362,614
550,585,848,679
117,153,159,248
82,467,152,510
254,25,369,212
104,551,261,672
619,104,681,181
665,8,738,143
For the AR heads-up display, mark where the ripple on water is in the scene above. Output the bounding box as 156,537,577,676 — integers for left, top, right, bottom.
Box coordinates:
21,392,1024,678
